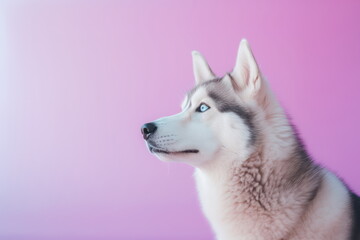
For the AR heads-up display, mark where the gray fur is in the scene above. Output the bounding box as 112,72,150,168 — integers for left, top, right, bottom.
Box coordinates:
186,77,257,144
204,78,256,145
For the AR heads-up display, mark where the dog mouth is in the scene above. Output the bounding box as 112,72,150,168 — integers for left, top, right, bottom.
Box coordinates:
148,145,199,155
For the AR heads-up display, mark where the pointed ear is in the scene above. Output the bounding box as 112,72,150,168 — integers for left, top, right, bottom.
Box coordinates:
192,51,216,85
231,39,261,94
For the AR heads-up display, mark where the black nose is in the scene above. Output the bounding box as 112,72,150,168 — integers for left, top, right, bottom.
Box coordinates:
141,122,157,140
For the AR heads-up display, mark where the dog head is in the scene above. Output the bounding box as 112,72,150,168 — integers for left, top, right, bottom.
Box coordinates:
141,39,270,167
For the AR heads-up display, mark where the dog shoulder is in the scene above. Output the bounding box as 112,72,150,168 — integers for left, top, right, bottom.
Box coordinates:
349,191,360,239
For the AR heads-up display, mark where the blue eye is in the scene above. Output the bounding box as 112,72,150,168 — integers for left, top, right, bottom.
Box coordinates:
196,103,210,113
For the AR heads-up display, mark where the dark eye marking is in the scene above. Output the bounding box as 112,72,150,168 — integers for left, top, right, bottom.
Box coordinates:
208,91,256,145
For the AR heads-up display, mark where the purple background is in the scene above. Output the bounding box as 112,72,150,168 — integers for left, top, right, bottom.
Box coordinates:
1,1,360,239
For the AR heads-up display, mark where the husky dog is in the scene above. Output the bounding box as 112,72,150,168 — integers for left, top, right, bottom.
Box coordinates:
141,39,360,240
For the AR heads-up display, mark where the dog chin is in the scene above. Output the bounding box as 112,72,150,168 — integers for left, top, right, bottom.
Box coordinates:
153,151,198,164
153,152,175,162
148,145,198,154
148,145,199,161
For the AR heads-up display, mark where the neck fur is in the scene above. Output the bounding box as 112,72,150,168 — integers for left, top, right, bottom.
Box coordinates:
195,86,322,216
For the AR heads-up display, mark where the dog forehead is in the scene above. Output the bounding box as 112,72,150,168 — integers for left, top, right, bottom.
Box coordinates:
187,78,224,101
189,87,208,102
182,87,207,110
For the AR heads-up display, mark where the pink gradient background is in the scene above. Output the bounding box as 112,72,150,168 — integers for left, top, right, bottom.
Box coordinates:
1,1,360,239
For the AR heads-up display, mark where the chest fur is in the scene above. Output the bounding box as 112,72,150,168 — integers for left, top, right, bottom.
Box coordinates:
193,160,321,240
195,170,273,240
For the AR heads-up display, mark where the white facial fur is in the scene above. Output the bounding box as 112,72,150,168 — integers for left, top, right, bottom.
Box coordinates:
147,88,219,166
147,83,255,168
